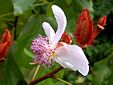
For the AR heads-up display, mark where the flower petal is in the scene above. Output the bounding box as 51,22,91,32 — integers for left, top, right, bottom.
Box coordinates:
42,22,55,43
55,45,89,76
0,42,9,59
51,5,67,47
1,29,12,45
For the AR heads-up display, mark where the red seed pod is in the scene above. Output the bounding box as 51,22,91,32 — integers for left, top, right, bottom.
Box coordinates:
73,8,95,48
93,16,107,38
61,32,72,44
97,16,107,30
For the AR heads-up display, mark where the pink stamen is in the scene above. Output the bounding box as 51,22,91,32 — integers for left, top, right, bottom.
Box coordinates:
30,35,55,67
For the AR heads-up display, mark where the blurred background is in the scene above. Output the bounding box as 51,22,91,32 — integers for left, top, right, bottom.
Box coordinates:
0,0,113,85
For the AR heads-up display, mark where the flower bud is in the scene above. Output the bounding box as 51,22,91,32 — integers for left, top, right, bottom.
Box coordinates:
0,29,12,61
61,32,72,44
98,16,107,30
1,29,12,45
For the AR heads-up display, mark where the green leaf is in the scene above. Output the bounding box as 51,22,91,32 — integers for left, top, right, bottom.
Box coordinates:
92,53,113,85
15,15,42,64
0,0,13,15
12,0,36,16
93,0,113,16
0,46,26,85
36,78,56,85
24,48,33,58
108,66,113,85
14,15,43,81
93,64,111,85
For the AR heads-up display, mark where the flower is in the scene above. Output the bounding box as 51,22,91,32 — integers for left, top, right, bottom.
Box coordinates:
0,29,12,61
31,5,89,76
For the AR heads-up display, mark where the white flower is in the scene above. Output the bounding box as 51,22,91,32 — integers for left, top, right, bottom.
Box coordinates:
31,5,89,76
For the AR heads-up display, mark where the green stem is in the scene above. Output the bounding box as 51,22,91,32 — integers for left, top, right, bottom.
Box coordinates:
52,75,72,85
0,12,13,17
31,6,39,14
32,65,40,80
32,1,48,7
0,18,14,21
31,1,48,14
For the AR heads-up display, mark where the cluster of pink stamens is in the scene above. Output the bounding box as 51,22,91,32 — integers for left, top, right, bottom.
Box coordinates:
30,35,54,67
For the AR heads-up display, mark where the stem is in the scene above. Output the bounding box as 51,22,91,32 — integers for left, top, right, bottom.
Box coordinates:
32,1,48,7
0,12,13,17
0,18,14,21
14,16,19,40
28,66,63,85
31,1,48,14
32,3,47,7
32,65,40,80
52,75,72,85
31,6,39,14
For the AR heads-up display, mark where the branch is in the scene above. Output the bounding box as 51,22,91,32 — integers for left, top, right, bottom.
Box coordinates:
28,66,63,85
14,16,19,40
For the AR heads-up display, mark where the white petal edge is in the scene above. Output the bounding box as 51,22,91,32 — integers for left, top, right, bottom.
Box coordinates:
51,5,67,48
55,45,89,76
42,22,55,43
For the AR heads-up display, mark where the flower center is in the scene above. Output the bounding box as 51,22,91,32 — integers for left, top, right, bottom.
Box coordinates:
30,35,55,67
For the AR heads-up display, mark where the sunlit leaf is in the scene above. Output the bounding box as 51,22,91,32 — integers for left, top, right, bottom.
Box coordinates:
12,0,36,16
24,48,33,58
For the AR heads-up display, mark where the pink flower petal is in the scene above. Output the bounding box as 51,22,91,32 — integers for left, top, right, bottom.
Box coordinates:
55,45,89,76
51,5,67,48
42,22,55,44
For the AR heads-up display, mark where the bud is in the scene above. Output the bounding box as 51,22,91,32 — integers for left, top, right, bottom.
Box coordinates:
1,29,12,45
0,42,9,60
97,16,107,30
73,8,95,48
61,32,72,44
94,16,107,38
0,29,12,61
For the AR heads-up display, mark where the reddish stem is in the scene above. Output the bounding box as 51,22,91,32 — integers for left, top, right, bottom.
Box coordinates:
28,66,63,85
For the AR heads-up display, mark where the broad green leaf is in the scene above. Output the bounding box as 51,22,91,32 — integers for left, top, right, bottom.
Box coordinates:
12,0,36,16
0,0,13,15
92,53,113,85
14,15,43,82
16,15,42,65
24,48,33,58
0,46,25,85
93,65,111,85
